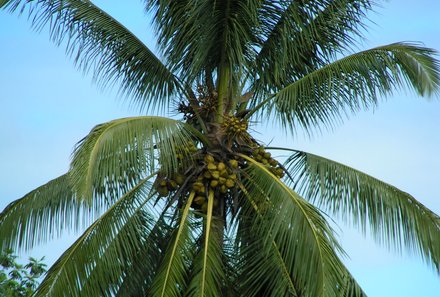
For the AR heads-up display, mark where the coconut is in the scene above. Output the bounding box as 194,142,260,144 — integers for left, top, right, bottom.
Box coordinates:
204,171,212,179
207,163,217,171
175,174,185,185
225,179,235,188
217,162,226,171
210,180,219,188
194,196,205,205
229,159,239,168
211,171,220,179
205,155,215,163
167,180,178,190
158,187,169,197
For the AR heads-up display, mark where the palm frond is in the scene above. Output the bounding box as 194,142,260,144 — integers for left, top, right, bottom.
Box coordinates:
338,271,367,297
34,174,157,296
149,192,196,297
255,43,440,134
238,154,346,297
237,181,367,297
0,174,84,252
2,0,439,295
146,0,260,81
0,0,182,110
253,0,373,93
70,116,197,204
185,191,224,297
114,214,173,296
284,149,440,273
234,191,300,297
222,228,242,296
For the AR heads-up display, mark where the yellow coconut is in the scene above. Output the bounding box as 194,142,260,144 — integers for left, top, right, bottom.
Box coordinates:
225,179,235,188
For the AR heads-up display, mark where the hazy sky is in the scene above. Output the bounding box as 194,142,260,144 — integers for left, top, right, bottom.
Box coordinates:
1,1,440,296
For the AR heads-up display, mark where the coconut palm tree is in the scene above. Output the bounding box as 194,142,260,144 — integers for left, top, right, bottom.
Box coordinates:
1,0,440,296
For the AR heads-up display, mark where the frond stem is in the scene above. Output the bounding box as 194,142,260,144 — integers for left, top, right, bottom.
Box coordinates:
201,190,215,296
159,191,195,297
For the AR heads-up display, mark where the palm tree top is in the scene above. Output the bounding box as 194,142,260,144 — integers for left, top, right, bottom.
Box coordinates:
1,1,440,296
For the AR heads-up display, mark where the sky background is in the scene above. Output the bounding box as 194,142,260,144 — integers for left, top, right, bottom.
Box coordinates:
1,0,440,296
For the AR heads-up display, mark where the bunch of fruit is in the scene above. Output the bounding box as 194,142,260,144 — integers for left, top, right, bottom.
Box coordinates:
155,173,186,197
153,141,284,214
177,85,217,124
251,146,284,178
155,147,242,213
222,115,248,134
155,141,198,197
175,141,198,160
191,154,239,211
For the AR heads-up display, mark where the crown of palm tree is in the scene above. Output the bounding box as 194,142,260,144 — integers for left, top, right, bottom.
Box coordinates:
1,1,440,296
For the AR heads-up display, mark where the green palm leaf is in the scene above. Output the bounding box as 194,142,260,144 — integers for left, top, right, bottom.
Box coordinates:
237,181,366,297
254,0,373,93
2,0,439,295
238,228,366,297
234,188,300,296
0,0,182,110
185,191,225,297
34,174,157,296
0,174,82,251
78,213,164,297
221,230,242,296
255,43,439,134
339,272,367,297
200,193,215,296
146,0,259,82
238,154,346,297
284,149,440,272
149,192,196,297
70,116,197,204
114,214,173,297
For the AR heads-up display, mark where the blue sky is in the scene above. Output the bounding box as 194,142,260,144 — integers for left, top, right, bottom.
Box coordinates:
1,1,440,296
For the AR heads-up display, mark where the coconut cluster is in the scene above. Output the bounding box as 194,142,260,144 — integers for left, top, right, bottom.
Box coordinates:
252,146,285,178
153,145,284,213
178,85,217,125
155,142,197,197
153,129,284,214
155,173,185,197
175,142,197,161
154,141,241,213
222,115,248,135
190,154,238,211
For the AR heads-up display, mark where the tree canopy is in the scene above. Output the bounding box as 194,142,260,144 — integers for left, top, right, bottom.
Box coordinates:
1,1,439,296
0,249,46,297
